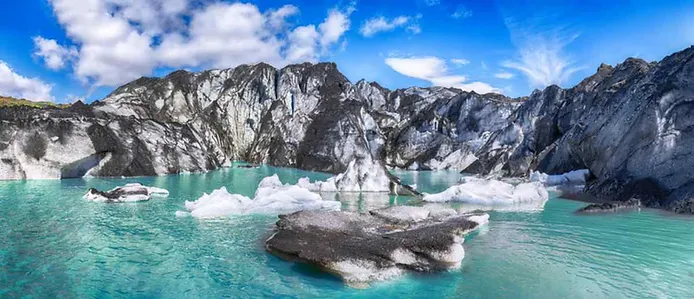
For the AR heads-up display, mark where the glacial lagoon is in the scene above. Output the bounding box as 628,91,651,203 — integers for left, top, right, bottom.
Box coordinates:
2,165,693,298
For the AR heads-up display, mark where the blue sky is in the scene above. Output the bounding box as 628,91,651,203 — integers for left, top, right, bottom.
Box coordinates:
0,0,693,103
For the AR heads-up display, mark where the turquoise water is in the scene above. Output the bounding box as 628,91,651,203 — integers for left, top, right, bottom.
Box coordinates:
2,166,694,298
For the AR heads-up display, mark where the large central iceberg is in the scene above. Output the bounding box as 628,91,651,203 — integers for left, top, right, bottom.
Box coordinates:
265,206,489,286
422,177,549,205
179,175,341,218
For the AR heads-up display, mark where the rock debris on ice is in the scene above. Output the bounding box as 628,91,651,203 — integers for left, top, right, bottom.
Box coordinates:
84,183,169,203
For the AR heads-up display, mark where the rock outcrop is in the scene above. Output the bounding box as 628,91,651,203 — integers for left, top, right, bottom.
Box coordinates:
468,46,694,213
265,206,488,285
576,199,641,213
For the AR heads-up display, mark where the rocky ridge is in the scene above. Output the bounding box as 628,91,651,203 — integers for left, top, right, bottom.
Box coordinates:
2,46,694,212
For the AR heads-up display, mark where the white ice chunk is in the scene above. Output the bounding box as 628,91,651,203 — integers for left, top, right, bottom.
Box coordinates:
298,156,391,193
529,169,590,186
422,177,549,205
84,183,169,203
182,175,341,218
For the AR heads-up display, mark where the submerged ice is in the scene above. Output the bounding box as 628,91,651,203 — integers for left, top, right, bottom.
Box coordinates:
180,175,340,218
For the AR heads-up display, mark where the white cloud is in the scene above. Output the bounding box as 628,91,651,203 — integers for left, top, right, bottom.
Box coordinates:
452,5,472,19
267,4,299,30
502,18,582,88
45,0,353,87
32,37,77,70
318,5,354,51
494,71,514,79
407,24,422,35
286,25,320,63
0,61,54,102
65,93,85,103
450,58,470,66
385,56,501,94
360,15,419,37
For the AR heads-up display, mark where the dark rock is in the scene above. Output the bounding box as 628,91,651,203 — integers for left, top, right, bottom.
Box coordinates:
577,198,641,213
265,206,488,284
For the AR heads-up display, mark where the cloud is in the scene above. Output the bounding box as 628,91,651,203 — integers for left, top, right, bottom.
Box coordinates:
500,5,584,88
360,15,420,37
452,5,472,19
0,61,54,102
385,56,501,94
286,25,320,63
502,22,582,87
267,4,299,30
32,37,77,70
318,5,354,51
45,0,354,87
450,58,470,66
65,93,85,103
494,71,514,79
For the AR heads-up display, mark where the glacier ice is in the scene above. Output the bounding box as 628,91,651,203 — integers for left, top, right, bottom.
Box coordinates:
84,183,169,203
265,206,488,285
180,174,340,218
422,177,549,205
297,156,392,193
529,169,590,186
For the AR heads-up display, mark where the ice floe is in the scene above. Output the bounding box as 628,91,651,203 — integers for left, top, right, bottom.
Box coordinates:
179,174,340,218
422,177,549,205
84,183,169,203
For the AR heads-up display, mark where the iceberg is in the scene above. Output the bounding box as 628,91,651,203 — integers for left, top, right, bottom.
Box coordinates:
84,183,169,203
298,156,392,193
265,206,488,285
422,177,549,205
180,175,341,218
529,169,590,186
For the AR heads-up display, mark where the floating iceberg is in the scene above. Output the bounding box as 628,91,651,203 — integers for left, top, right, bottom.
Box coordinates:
529,169,590,186
298,156,392,193
84,183,169,203
422,177,549,205
180,175,341,218
265,206,488,285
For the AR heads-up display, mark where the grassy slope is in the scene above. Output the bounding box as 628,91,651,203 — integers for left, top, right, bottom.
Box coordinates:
0,96,68,108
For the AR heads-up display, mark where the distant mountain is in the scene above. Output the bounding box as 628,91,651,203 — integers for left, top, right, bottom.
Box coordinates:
1,45,694,213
